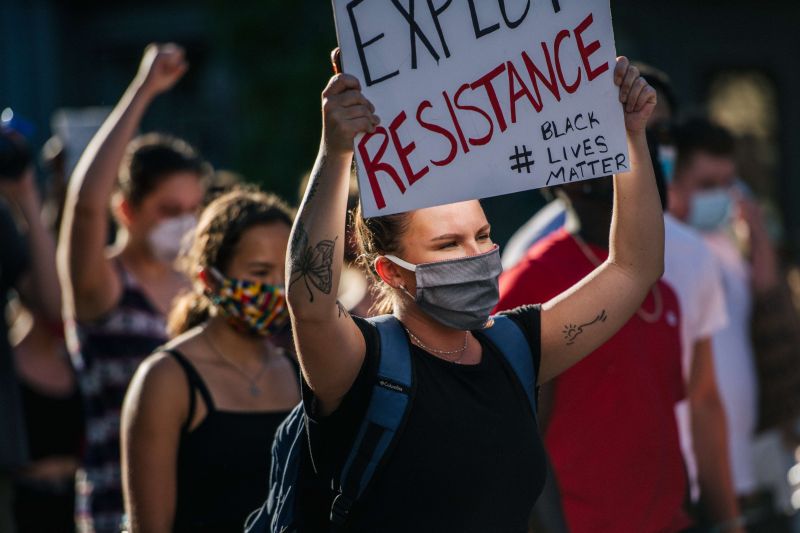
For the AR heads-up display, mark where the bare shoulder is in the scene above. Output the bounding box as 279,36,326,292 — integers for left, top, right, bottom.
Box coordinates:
119,353,187,447
126,332,206,417
127,351,188,408
137,328,209,387
137,351,185,383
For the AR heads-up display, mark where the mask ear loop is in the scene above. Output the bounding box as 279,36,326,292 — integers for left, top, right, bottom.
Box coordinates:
375,256,418,301
383,255,417,272
198,267,224,305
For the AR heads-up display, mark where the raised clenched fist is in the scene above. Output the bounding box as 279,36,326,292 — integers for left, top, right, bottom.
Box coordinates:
614,56,657,134
134,43,188,97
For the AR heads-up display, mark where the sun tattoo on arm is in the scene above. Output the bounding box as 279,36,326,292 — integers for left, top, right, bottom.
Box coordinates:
562,310,608,345
289,221,337,303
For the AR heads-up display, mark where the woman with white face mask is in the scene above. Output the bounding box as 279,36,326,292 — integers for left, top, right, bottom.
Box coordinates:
58,43,207,533
283,52,665,532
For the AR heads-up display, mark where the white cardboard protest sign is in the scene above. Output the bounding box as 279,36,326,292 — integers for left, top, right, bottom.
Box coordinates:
332,0,628,218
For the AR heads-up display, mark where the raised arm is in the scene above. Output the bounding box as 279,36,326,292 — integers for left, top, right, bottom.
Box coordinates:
286,70,379,416
539,57,664,383
58,43,187,321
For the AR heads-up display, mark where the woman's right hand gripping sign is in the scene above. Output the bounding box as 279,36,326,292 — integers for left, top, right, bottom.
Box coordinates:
321,48,380,156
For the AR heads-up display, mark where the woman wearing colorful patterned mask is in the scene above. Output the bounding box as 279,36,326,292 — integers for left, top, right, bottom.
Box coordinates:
120,187,300,532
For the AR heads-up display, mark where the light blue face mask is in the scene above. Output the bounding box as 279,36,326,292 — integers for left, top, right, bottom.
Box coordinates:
688,188,733,232
658,145,677,185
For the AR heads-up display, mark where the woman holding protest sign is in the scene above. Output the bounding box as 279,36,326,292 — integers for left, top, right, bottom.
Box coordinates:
282,52,662,532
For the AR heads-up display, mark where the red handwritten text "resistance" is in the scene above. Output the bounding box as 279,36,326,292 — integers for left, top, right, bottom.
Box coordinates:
358,12,609,210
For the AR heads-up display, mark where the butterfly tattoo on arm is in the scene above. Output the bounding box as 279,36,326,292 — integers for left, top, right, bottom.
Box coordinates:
289,222,337,303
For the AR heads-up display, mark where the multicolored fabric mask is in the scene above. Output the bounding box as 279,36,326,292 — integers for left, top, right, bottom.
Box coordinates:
200,268,290,337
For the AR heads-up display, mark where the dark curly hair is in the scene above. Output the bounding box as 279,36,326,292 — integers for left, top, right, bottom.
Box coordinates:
167,186,294,335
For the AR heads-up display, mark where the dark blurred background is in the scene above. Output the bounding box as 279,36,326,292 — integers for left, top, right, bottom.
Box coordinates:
1,0,797,259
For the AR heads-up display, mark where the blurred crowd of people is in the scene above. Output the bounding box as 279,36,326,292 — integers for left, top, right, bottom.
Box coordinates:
1,41,799,533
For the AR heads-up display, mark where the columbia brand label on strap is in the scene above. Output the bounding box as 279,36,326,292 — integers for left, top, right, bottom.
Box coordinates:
377,379,408,394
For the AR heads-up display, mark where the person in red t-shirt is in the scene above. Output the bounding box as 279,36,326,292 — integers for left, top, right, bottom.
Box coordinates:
497,177,690,533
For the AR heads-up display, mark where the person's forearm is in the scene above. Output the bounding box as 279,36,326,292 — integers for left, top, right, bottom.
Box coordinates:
286,145,351,320
59,80,154,295
67,82,154,210
608,132,664,284
692,396,741,525
17,190,61,322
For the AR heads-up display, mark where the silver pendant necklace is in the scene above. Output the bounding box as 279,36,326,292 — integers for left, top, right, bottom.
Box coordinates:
404,327,469,364
203,330,268,397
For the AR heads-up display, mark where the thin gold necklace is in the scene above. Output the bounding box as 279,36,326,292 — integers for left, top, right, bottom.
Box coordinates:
203,329,269,397
571,233,663,323
404,327,469,363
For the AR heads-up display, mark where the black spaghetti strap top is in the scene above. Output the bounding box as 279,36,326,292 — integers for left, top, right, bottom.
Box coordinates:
167,349,296,533
18,376,84,462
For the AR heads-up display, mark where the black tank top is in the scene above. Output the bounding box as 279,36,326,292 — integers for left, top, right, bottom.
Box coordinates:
168,349,295,533
18,371,84,462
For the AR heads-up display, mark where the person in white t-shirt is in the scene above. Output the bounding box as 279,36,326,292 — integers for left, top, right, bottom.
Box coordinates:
669,117,787,529
663,213,736,512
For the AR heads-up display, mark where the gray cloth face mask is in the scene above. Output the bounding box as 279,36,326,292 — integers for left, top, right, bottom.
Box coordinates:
384,245,502,331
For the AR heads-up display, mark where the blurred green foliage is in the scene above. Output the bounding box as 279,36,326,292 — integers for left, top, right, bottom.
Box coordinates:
209,0,337,203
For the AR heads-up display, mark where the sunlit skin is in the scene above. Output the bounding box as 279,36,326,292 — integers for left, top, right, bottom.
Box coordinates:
116,170,206,251
375,200,495,358
376,200,493,291
223,222,291,286
121,220,299,533
162,221,297,413
59,43,201,322
200,222,293,394
669,152,737,222
288,54,665,419
111,171,205,314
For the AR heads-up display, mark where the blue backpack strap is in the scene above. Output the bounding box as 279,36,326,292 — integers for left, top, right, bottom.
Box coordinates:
245,402,306,533
482,314,537,414
331,315,414,527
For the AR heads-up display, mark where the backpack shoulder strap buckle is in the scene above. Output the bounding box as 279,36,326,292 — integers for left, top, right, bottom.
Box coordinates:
330,492,354,525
